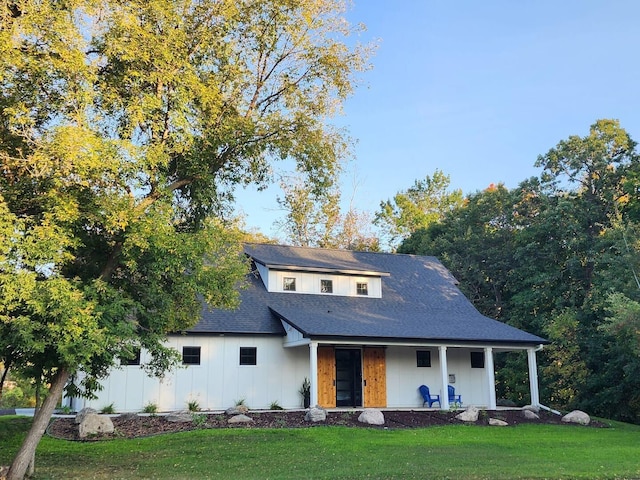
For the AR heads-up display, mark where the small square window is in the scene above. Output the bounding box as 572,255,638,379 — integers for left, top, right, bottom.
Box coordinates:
321,279,333,293
470,351,485,368
356,282,368,295
120,347,141,366
240,347,257,366
182,346,201,365
416,350,431,367
283,277,296,291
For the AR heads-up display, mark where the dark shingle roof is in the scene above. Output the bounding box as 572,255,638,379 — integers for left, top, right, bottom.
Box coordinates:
189,244,547,345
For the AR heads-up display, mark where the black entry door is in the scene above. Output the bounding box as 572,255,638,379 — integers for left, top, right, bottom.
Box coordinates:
335,349,362,407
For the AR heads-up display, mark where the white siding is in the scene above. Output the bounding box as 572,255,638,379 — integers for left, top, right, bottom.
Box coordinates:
268,270,382,298
385,346,490,408
77,336,309,413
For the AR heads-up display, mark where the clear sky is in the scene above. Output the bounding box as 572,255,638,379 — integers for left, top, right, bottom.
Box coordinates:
235,0,640,239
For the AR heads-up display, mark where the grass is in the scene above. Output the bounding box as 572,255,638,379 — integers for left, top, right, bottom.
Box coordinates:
1,416,639,479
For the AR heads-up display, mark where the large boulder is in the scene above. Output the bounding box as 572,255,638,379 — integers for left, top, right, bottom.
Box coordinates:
489,418,508,426
522,404,540,414
304,406,327,423
228,414,253,424
456,406,479,422
562,410,591,425
167,411,193,423
358,409,385,426
78,413,114,438
522,409,540,420
225,405,249,415
75,407,97,424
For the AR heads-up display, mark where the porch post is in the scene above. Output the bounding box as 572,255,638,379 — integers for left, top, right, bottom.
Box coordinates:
309,341,318,407
527,347,540,407
484,347,497,409
439,345,449,410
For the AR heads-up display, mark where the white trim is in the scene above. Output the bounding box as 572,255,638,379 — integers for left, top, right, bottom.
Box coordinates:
485,347,496,409
439,345,449,410
528,347,541,406
309,342,318,407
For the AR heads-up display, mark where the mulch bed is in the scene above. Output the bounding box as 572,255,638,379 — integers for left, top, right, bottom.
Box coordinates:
46,409,607,442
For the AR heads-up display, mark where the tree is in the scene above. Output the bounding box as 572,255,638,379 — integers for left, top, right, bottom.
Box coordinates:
0,1,370,477
375,169,463,250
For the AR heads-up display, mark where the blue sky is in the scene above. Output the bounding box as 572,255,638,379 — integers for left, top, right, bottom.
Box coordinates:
235,0,640,239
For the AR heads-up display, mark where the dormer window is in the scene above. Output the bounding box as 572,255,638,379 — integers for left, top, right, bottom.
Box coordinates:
320,279,333,293
357,282,368,296
283,277,296,291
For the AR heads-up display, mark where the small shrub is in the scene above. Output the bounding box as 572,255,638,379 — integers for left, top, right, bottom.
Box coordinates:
191,413,207,428
101,403,116,414
269,401,284,410
187,400,200,412
142,402,158,414
234,398,246,407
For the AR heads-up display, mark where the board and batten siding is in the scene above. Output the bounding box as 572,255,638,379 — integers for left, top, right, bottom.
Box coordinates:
75,335,308,413
385,346,489,408
257,264,382,298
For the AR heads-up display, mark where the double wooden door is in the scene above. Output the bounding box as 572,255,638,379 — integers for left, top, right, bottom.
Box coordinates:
317,346,386,408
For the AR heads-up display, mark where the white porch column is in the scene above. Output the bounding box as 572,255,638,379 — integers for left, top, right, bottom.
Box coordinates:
485,347,496,409
527,347,541,407
309,341,318,407
439,345,449,410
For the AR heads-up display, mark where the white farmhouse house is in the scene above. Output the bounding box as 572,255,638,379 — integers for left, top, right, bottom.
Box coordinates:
70,243,548,412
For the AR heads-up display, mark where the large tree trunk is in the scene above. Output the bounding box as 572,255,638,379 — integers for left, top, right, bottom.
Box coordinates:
7,368,69,480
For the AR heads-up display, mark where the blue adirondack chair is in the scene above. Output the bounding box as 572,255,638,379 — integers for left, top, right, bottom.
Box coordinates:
448,385,462,405
419,385,441,407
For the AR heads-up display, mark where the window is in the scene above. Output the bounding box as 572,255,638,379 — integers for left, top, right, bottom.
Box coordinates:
356,282,368,295
470,351,485,368
240,347,257,366
416,350,431,367
182,346,201,365
320,279,333,293
283,277,296,291
120,347,141,366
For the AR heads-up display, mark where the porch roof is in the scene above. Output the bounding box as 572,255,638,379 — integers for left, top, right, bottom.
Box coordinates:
190,244,547,346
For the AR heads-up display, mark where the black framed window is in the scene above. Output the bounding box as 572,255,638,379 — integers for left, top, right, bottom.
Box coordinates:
120,347,141,366
470,351,485,368
416,350,431,367
356,282,368,295
240,347,257,366
321,279,333,293
283,277,296,291
182,346,201,365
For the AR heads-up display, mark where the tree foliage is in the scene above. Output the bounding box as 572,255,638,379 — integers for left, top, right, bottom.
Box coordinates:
399,120,640,423
375,169,464,250
0,1,370,477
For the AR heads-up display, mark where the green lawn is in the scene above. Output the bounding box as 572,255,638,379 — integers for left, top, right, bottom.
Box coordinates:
2,416,639,479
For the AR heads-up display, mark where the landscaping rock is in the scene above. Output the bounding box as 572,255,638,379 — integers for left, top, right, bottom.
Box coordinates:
75,407,98,424
489,418,508,426
167,411,193,423
358,409,385,426
228,414,253,424
522,404,540,414
455,406,479,422
78,413,114,438
0,465,9,480
522,410,540,420
562,410,590,425
304,406,327,423
118,412,139,421
225,405,249,415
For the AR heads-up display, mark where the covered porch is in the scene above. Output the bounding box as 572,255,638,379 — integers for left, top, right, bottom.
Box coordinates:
288,337,543,410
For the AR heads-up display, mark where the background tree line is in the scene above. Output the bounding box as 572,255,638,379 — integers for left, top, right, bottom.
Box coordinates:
394,120,640,424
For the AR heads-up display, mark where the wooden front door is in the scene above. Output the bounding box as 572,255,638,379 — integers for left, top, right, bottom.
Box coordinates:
317,346,336,408
363,347,387,407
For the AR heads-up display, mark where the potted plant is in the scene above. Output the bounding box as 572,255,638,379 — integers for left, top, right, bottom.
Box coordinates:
299,377,310,408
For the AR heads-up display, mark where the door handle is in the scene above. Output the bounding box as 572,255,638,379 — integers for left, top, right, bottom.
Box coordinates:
363,379,367,386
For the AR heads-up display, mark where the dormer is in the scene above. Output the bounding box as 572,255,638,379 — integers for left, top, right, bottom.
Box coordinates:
246,244,389,299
